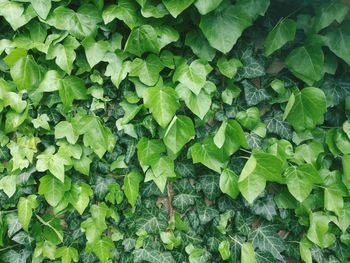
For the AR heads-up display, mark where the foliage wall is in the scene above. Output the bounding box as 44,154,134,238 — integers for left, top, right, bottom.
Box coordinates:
0,0,350,262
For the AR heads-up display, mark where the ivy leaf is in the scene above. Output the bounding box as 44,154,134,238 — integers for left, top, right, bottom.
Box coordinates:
130,54,164,86
38,175,71,207
86,236,115,263
0,1,36,30
194,0,223,15
251,195,277,221
82,37,110,68
248,224,286,260
175,83,212,120
102,0,144,28
173,59,212,95
77,115,116,159
213,120,247,156
137,138,166,167
219,169,239,199
196,201,219,224
323,22,350,66
238,150,283,203
46,5,102,39
263,111,292,140
124,170,143,207
55,246,79,263
285,45,324,85
185,30,216,61
199,1,252,53
70,183,93,215
241,242,255,263
125,25,159,56
265,18,296,56
284,164,322,202
133,248,175,263
217,57,242,78
283,87,327,132
146,156,176,192
243,80,271,106
46,36,80,75
163,115,195,155
0,175,17,198
10,55,41,91
54,121,80,145
321,76,350,107
143,86,180,128
307,212,337,248
162,0,194,18
313,0,348,33
17,195,38,232
191,137,228,173
30,0,51,19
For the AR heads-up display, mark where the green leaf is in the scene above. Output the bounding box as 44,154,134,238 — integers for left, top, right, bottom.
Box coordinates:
77,115,116,159
124,170,143,207
30,0,51,19
217,57,242,78
284,164,322,202
137,138,166,166
162,0,194,18
285,45,324,85
194,0,223,15
38,174,71,207
146,156,176,192
213,120,247,155
70,183,93,215
0,1,36,30
86,236,115,263
17,195,38,232
307,212,337,248
0,175,16,198
199,1,252,53
313,0,348,33
283,87,327,132
173,59,212,95
175,83,212,119
10,55,41,91
265,18,296,56
133,248,175,263
54,121,80,145
46,5,102,39
185,30,216,61
324,22,350,66
191,137,228,173
82,37,110,68
56,246,78,263
241,242,255,263
219,169,239,199
143,86,180,128
46,36,80,74
163,115,195,154
248,224,286,260
219,240,231,260
238,150,283,203
103,0,145,28
130,54,164,86
243,80,271,106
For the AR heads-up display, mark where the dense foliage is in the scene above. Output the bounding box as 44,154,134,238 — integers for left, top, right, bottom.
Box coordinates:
0,0,350,262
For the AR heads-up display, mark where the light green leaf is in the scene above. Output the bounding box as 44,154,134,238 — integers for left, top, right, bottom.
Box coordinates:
17,195,38,232
137,138,166,166
146,156,176,192
38,174,71,207
191,137,228,173
219,169,239,199
143,86,180,128
86,236,115,263
10,55,41,91
173,59,212,95
284,164,322,202
77,115,116,159
238,150,283,203
46,5,102,39
217,57,242,78
130,54,164,86
199,2,252,53
219,240,230,260
324,22,350,66
265,18,296,56
82,37,110,68
0,175,16,198
241,242,255,263
163,115,195,154
31,0,51,19
54,121,80,145
0,1,36,30
125,25,160,56
162,0,194,17
70,183,93,215
307,212,337,248
194,0,223,15
283,87,327,132
56,246,78,263
124,170,143,207
285,45,324,85
185,30,216,61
